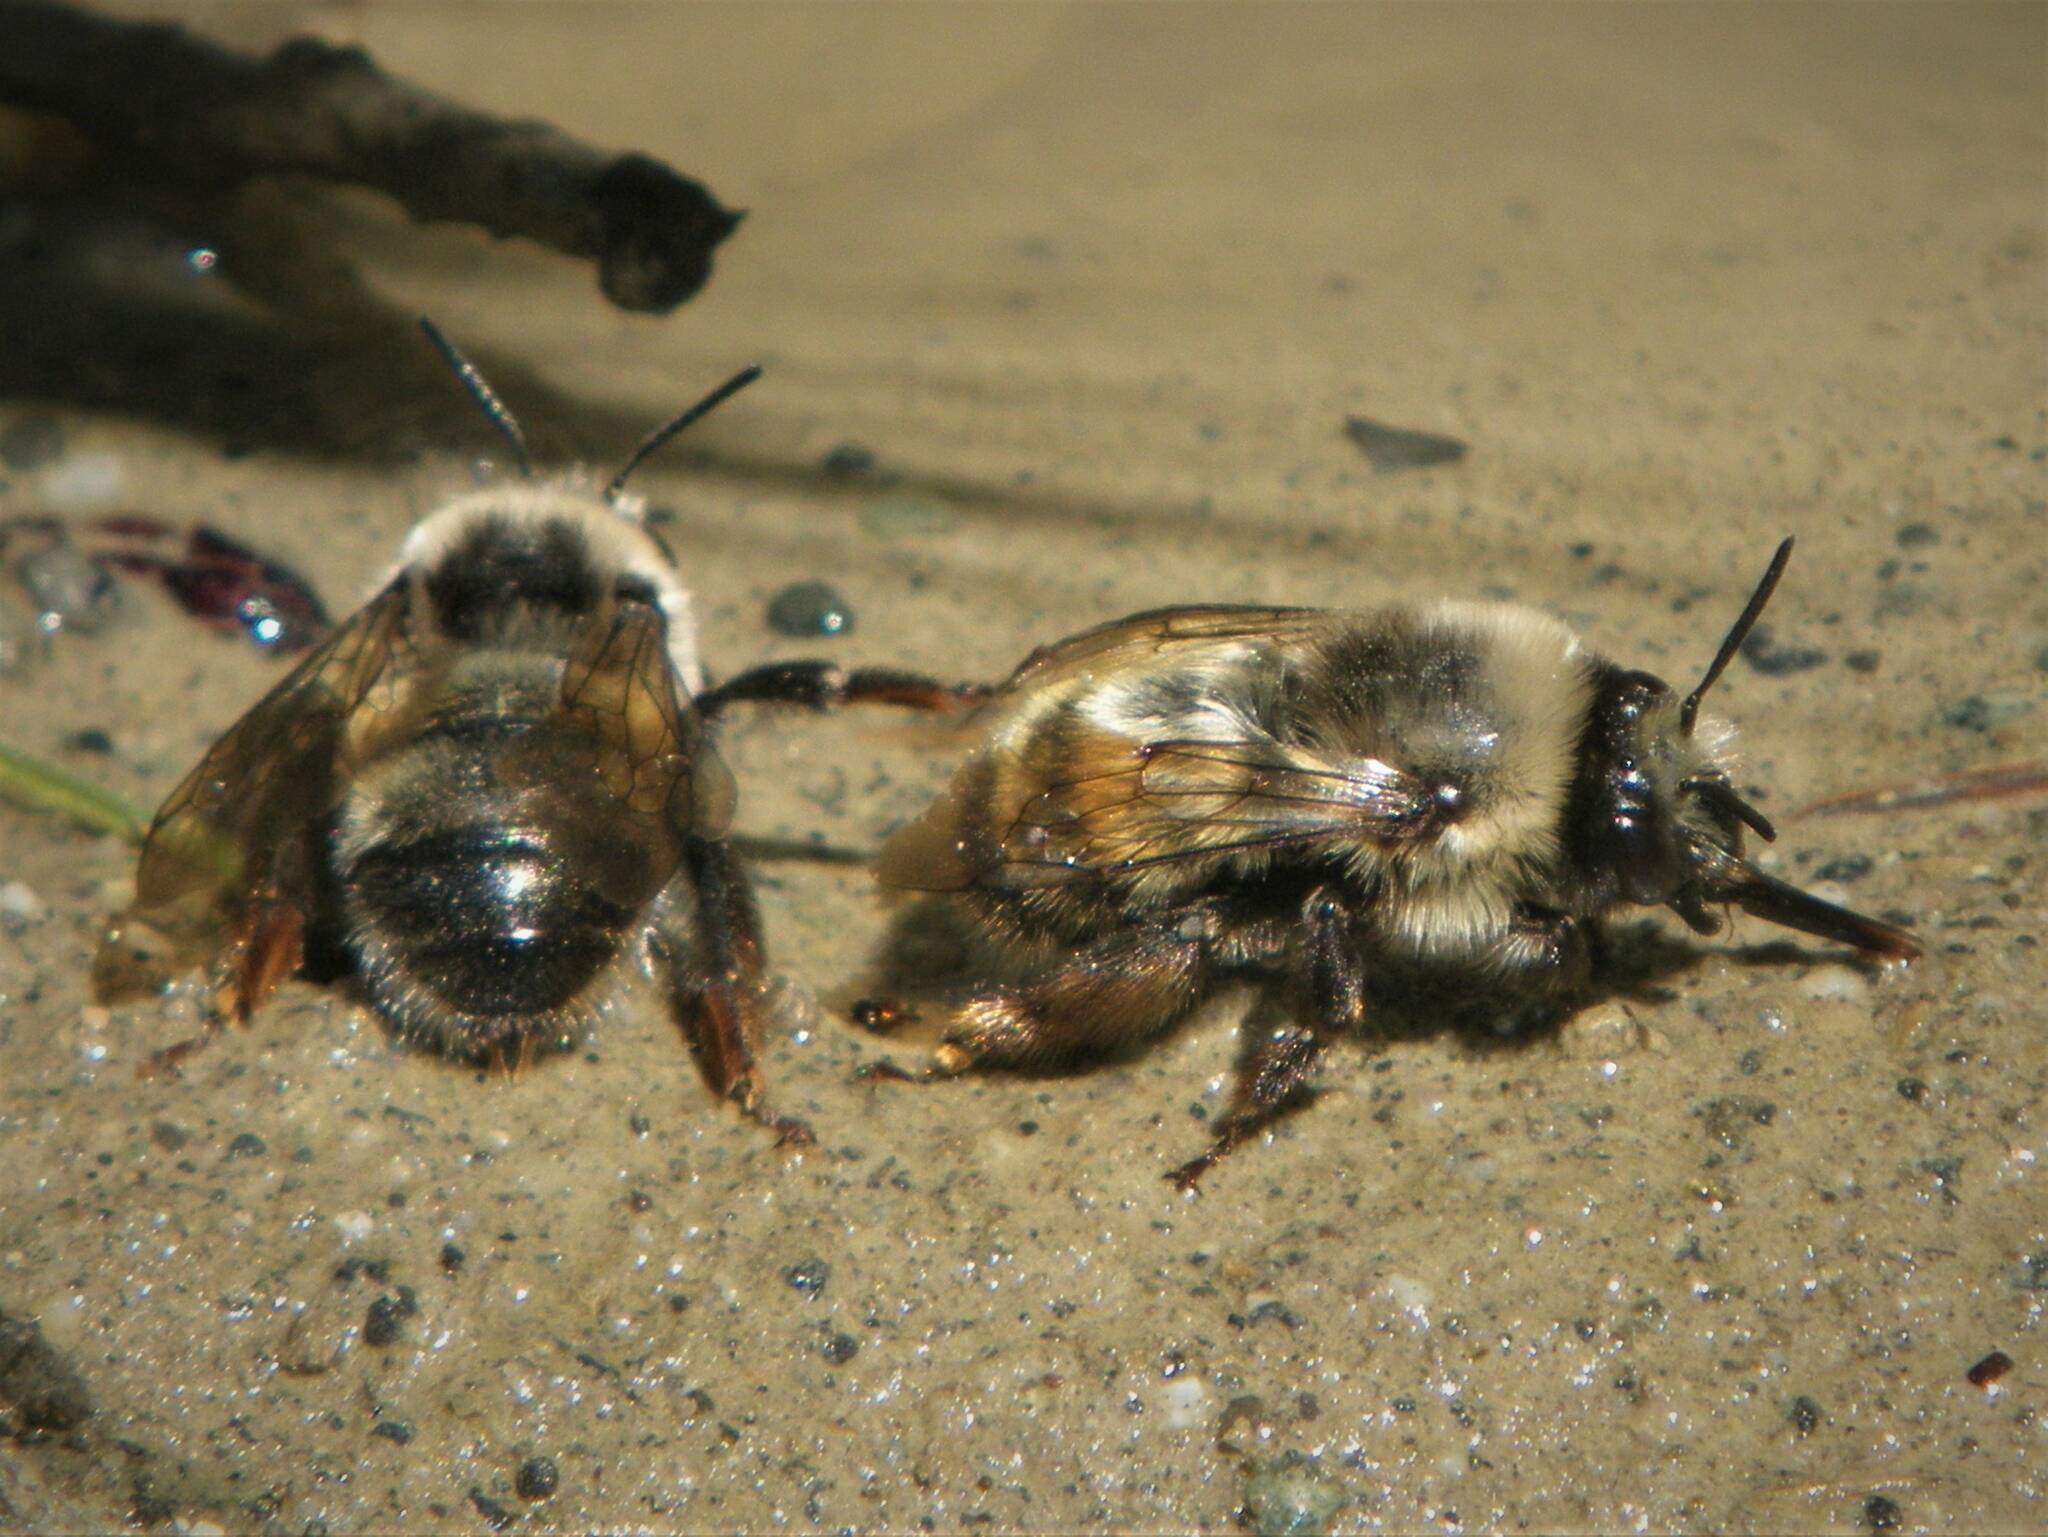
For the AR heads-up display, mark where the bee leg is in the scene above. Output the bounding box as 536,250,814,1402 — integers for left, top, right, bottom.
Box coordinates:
1165,1022,1327,1192
694,661,987,719
1165,889,1364,1192
660,835,815,1148
138,1021,225,1079
933,916,1213,1071
140,893,305,1079
1490,909,1593,997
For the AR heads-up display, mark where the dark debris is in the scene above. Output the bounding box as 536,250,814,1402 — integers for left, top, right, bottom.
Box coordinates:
1342,414,1468,472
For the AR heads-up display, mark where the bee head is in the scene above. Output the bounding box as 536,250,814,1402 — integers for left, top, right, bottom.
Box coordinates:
1571,539,1918,959
1570,666,1713,906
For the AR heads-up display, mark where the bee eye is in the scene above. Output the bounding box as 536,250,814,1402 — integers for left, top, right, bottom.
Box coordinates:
1611,672,1670,722
1572,667,1684,903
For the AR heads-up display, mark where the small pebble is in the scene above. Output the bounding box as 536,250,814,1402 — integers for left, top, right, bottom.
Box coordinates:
783,1258,831,1299
64,728,115,755
766,581,854,638
1343,415,1467,472
362,1290,417,1348
515,1455,560,1500
224,1132,267,1160
1162,1374,1208,1428
819,1332,859,1364
1242,1452,1348,1537
1966,1349,2014,1388
370,1420,413,1444
1799,966,1868,1003
820,441,877,478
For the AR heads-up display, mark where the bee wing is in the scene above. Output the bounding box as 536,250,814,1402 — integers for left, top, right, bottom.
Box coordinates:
1001,605,1325,694
559,598,734,842
1001,732,1433,883
882,728,1435,892
104,581,411,986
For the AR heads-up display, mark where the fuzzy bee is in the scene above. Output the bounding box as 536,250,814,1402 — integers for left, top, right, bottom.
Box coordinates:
94,322,965,1143
871,540,1921,1187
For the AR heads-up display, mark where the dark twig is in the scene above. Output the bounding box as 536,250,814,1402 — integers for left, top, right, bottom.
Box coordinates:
0,1,741,312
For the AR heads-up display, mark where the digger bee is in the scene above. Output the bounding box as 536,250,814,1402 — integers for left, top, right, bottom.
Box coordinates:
94,322,966,1143
871,539,1921,1188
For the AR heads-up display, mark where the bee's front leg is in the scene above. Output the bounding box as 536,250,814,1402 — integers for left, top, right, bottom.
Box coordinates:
1487,908,1593,997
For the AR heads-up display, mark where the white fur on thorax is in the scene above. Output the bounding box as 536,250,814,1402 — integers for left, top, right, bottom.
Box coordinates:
1367,601,1590,956
1076,644,1268,744
376,480,704,697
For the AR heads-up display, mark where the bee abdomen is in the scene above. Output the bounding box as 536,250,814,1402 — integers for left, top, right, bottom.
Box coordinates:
343,824,636,1044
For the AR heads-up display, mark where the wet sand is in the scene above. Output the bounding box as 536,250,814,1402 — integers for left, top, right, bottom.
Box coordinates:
1,4,2043,1532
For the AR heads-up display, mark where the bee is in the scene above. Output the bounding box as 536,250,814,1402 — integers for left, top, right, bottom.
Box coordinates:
94,321,967,1143
870,540,1922,1188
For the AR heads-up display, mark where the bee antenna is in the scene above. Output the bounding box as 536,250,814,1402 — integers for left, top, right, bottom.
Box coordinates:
418,318,533,479
1681,536,1794,736
605,365,764,505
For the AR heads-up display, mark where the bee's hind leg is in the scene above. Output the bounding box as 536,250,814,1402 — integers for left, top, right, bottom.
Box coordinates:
139,890,305,1080
657,835,814,1147
861,913,1213,1084
1165,888,1366,1192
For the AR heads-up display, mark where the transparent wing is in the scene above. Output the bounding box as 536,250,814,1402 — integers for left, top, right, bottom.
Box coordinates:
100,581,411,991
1000,604,1325,695
881,725,1434,893
559,597,733,841
989,730,1435,884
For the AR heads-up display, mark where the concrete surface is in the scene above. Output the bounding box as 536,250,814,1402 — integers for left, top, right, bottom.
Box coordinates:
0,3,2042,1532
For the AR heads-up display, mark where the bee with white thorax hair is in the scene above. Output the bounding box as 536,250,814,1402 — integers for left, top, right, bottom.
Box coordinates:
870,541,1922,1187
95,321,975,1144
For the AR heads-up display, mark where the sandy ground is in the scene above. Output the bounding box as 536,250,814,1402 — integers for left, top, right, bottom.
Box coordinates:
1,3,2043,1532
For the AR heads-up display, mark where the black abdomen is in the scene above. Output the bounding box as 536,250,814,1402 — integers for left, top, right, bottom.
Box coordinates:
336,704,673,1058
348,825,632,1022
